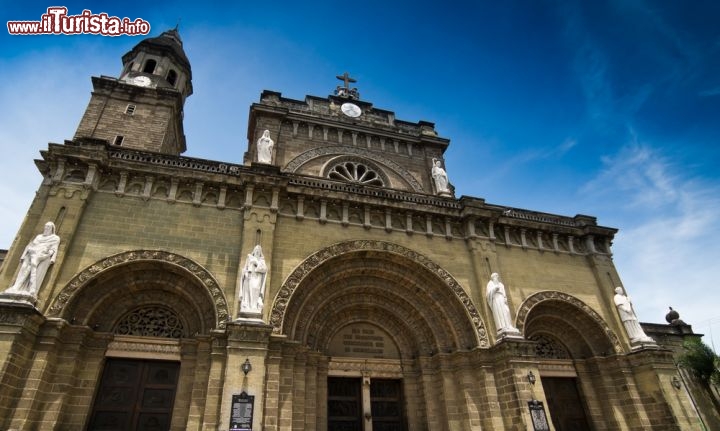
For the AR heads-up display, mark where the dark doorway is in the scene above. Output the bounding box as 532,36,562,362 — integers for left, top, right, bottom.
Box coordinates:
327,377,405,431
328,377,362,431
541,377,591,431
87,358,180,431
370,379,405,431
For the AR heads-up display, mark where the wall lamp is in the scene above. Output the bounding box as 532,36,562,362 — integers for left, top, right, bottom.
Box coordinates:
527,370,536,386
242,358,252,376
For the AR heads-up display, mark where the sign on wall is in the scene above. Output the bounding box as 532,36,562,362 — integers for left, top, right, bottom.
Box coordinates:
528,400,550,431
230,392,254,431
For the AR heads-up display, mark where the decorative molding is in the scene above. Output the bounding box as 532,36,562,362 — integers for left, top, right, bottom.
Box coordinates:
269,240,489,347
284,146,424,192
47,250,229,329
114,305,185,338
516,291,623,354
106,336,182,360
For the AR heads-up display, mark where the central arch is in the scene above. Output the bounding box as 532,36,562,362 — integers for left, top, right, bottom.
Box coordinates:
270,240,488,353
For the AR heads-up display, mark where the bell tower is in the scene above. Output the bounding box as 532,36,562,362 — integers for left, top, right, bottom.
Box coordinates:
73,28,193,155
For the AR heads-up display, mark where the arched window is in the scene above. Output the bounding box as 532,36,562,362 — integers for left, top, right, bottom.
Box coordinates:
167,69,178,86
143,59,157,74
328,161,385,186
114,305,185,339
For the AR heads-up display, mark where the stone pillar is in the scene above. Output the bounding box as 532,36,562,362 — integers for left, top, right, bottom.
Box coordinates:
489,340,538,431
201,329,228,430
186,336,212,429
219,321,272,431
0,302,45,430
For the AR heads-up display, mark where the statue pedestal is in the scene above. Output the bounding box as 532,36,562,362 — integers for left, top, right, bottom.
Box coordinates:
497,328,524,341
236,311,264,323
0,291,37,307
630,338,657,350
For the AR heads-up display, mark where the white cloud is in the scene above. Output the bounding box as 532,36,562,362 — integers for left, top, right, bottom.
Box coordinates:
581,140,720,349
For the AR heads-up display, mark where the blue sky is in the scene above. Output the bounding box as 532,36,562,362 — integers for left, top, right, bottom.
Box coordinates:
1,1,719,348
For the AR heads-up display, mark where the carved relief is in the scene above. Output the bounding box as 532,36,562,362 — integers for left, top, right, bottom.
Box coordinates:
270,240,489,347
284,146,424,192
529,334,571,359
516,291,622,353
114,305,186,338
47,250,229,329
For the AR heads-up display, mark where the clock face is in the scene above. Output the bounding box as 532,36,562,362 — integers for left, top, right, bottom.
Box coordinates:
341,102,362,118
133,76,152,87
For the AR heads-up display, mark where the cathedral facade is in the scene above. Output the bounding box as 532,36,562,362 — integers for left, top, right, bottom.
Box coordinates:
0,30,707,430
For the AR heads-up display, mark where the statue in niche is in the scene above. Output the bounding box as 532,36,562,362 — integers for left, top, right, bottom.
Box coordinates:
486,273,521,336
5,221,60,298
240,245,268,314
431,158,451,195
614,287,655,344
256,129,274,164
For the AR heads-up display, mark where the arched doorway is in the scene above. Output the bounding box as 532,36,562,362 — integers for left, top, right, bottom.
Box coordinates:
269,241,487,430
518,292,622,431
48,251,228,430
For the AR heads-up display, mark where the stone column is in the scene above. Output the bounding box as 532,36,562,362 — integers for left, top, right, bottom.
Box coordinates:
219,321,272,431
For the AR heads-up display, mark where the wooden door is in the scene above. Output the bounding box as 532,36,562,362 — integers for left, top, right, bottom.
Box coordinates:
87,358,180,431
370,379,405,431
541,377,591,431
328,377,363,431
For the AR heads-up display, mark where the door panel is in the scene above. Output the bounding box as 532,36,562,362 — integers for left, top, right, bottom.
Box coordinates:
328,377,362,431
542,377,591,431
88,358,179,431
371,379,405,431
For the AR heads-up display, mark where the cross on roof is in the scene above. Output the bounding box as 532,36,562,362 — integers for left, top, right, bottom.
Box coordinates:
336,72,357,90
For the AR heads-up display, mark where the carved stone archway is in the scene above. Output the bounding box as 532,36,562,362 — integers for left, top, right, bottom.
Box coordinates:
270,240,488,350
284,146,424,192
48,250,229,330
516,291,622,355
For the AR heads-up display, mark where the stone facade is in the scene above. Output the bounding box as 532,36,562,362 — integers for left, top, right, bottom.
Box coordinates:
0,30,709,430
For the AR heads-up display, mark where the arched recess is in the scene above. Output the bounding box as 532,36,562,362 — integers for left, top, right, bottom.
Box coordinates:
47,250,229,333
283,146,424,192
516,291,622,357
270,240,488,357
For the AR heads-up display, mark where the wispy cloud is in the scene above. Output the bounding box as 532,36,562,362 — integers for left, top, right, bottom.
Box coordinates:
580,134,720,347
699,86,720,97
581,135,681,209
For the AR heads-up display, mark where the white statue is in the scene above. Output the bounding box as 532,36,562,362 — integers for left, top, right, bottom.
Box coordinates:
614,287,655,344
431,158,450,195
5,221,60,297
256,130,274,164
486,273,520,336
240,245,268,314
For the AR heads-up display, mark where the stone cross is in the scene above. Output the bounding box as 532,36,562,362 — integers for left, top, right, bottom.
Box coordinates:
336,72,357,91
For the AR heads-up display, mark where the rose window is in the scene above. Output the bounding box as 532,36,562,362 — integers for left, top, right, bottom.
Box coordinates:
114,305,185,339
530,334,571,359
328,161,384,186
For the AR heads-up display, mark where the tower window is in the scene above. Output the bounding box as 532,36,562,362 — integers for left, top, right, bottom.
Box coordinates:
113,135,124,146
167,70,178,86
125,104,136,115
143,59,157,74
